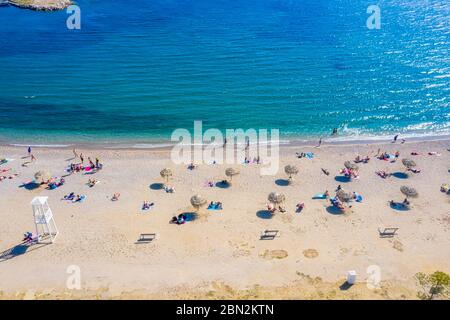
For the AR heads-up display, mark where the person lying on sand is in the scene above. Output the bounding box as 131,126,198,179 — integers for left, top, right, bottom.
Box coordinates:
355,155,370,163
296,203,305,212
63,192,75,201
389,199,410,209
111,193,120,201
208,201,223,210
378,152,390,160
321,168,330,176
331,197,346,211
204,180,214,187
170,214,186,225
23,231,34,244
48,178,65,190
88,178,99,187
72,195,85,203
267,202,276,213
142,201,154,210
428,151,441,156
376,170,391,179
164,185,175,193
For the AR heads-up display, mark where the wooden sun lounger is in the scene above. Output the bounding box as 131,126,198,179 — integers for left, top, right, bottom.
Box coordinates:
135,233,156,244
260,229,280,240
378,228,399,238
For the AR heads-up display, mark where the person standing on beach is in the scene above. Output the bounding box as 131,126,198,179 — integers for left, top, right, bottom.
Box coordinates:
332,128,338,136
30,154,36,162
316,138,322,148
28,146,31,157
223,138,227,148
73,148,78,159
80,153,84,164
393,135,398,143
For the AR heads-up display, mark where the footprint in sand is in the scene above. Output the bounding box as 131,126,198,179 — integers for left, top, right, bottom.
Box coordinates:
303,249,319,258
392,239,403,252
261,249,288,260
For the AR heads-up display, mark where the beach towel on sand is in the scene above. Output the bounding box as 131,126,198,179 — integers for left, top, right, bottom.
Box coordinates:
207,204,222,210
73,195,86,203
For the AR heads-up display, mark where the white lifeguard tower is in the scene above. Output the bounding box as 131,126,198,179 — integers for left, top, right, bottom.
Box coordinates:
31,196,58,243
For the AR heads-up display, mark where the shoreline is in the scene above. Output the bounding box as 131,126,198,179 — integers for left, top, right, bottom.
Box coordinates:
2,133,450,152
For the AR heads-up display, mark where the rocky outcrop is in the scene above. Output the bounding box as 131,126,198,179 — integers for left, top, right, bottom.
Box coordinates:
9,0,72,11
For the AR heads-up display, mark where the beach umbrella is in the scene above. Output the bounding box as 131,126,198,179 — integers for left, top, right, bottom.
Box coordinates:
402,158,416,169
400,186,418,198
225,168,240,183
284,165,299,183
336,189,353,203
190,194,207,211
34,170,51,184
268,192,286,205
344,161,359,171
160,168,173,184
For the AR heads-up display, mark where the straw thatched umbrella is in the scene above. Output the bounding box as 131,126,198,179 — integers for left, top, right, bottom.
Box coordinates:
160,168,172,185
400,186,418,199
284,165,298,183
225,168,240,184
34,170,51,184
268,192,286,205
402,158,416,170
336,189,353,203
344,161,359,171
190,194,207,211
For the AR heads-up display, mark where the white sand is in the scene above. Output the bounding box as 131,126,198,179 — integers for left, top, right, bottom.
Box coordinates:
0,139,449,299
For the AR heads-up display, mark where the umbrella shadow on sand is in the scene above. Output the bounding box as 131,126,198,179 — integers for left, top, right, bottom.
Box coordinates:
275,179,289,186
215,181,230,189
181,212,198,222
392,172,409,179
19,182,40,190
389,202,410,211
256,210,274,219
326,206,345,215
149,183,164,190
334,176,350,183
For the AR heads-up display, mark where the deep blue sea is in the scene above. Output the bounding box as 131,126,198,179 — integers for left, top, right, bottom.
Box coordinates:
0,0,449,145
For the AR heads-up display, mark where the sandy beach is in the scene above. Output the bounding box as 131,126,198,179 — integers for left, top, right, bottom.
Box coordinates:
0,139,449,300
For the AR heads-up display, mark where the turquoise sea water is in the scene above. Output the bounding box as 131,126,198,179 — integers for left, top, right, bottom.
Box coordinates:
0,0,449,145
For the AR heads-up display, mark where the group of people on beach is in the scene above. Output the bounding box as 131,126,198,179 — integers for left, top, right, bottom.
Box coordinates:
68,149,102,174
21,146,37,167
0,167,19,182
